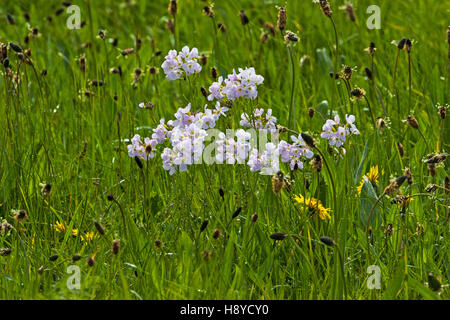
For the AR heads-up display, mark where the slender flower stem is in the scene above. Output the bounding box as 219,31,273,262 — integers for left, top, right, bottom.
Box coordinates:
363,95,376,128
313,146,337,216
330,17,339,74
287,46,296,130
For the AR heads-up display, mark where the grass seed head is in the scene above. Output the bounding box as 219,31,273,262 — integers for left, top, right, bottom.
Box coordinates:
168,0,177,16
49,254,59,262
210,67,218,79
270,232,287,241
397,142,405,157
6,13,15,25
404,168,413,184
134,155,143,169
345,3,355,22
406,115,419,129
94,221,105,235
427,273,442,292
319,236,335,246
41,183,52,197
0,248,12,256
9,42,23,53
277,6,287,32
284,30,298,44
311,154,322,172
251,213,258,223
300,132,315,148
318,0,332,18
111,240,120,255
342,65,353,80
203,6,215,18
217,22,227,33
86,256,95,267
239,10,249,25
212,229,221,239
200,220,209,233
154,240,162,248
232,207,242,219
72,254,81,262
14,209,27,222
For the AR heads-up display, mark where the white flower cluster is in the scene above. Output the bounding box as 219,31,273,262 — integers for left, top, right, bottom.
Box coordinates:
208,67,264,101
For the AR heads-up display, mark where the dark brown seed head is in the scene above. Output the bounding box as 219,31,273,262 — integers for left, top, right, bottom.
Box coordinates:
342,65,353,80
308,108,315,118
384,223,394,237
134,155,143,169
425,153,448,164
251,213,258,223
219,188,224,199
277,6,287,32
0,248,12,256
427,163,436,177
111,240,120,255
301,133,315,148
145,144,153,155
311,154,322,172
397,142,404,157
200,220,209,233
212,229,221,239
135,37,142,51
14,209,27,222
55,7,65,16
318,0,332,18
62,2,72,7
264,22,275,35
9,42,22,53
168,0,177,16
6,13,15,25
41,183,52,197
107,194,114,201
397,38,407,50
384,175,406,195
211,67,218,79
154,240,162,248
350,88,366,99
201,87,208,98
284,30,298,44
203,6,215,18
149,66,158,74
404,168,413,184
41,69,47,76
86,256,95,267
439,105,447,119
232,207,242,219
270,232,287,241
49,254,59,262
345,3,355,22
24,12,31,22
260,32,269,44
376,117,386,131
72,254,81,262
319,236,335,246
425,184,437,193
427,273,441,292
364,67,373,80
121,48,134,56
94,221,105,235
199,54,208,66
38,265,44,275
239,10,249,25
365,42,376,56
406,115,419,129
217,22,227,33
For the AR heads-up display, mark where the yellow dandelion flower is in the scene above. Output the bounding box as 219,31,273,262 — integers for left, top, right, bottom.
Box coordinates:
81,231,98,243
55,221,66,233
294,194,332,220
72,229,79,236
357,166,383,195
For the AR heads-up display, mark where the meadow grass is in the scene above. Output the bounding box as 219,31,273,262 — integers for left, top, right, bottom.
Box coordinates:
0,0,448,300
